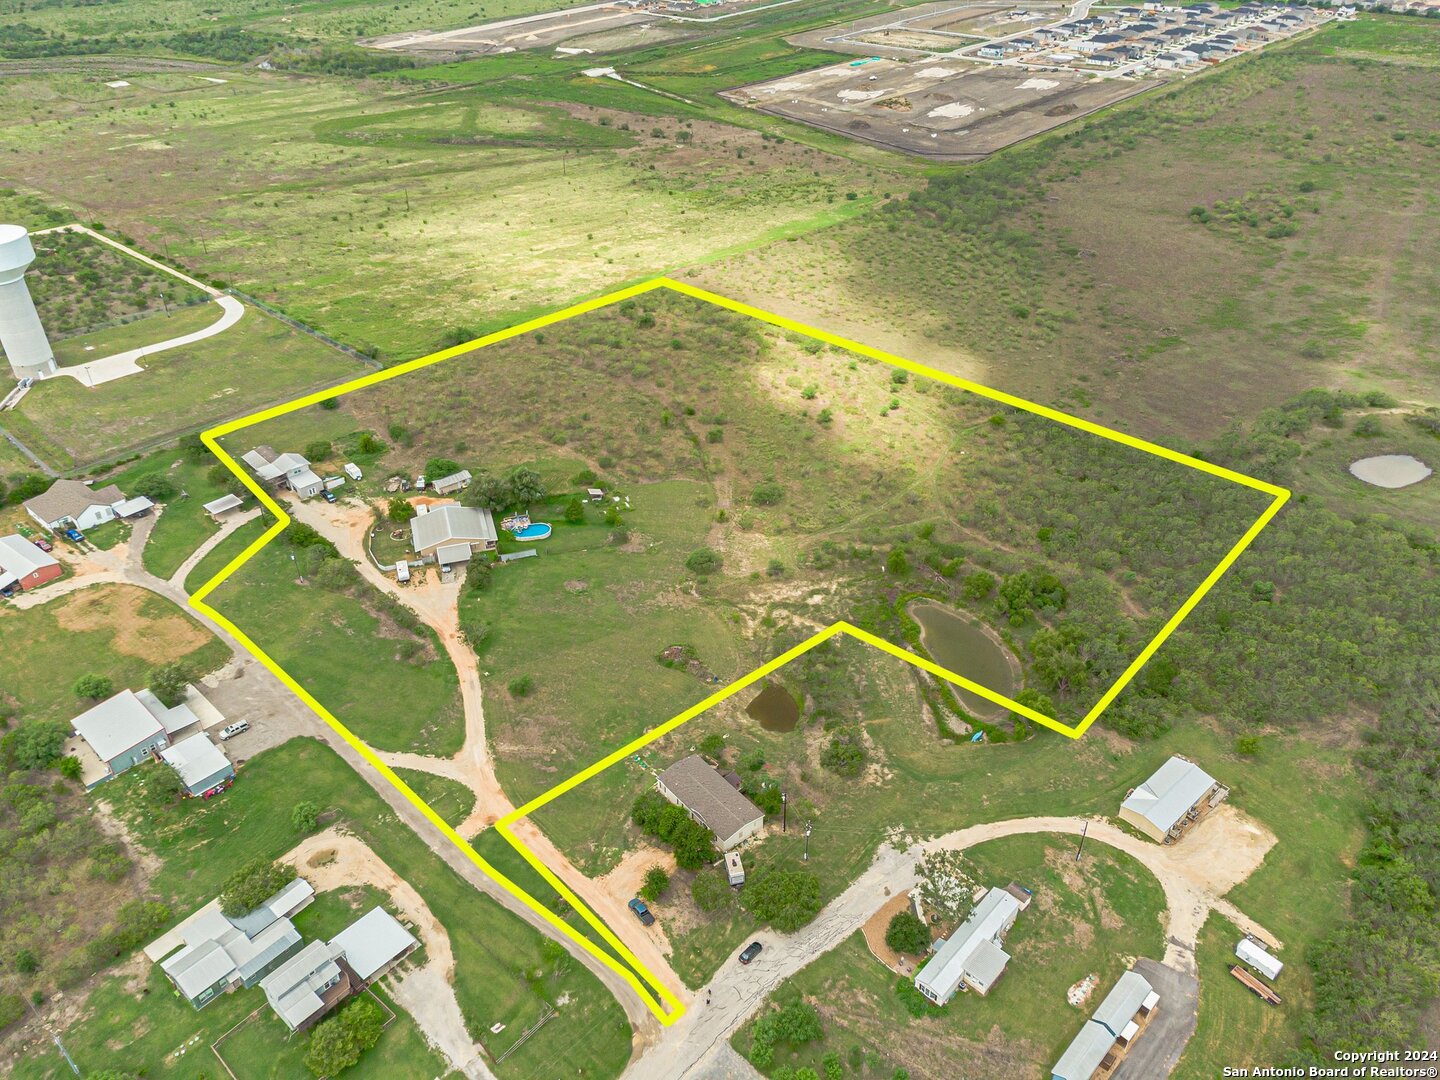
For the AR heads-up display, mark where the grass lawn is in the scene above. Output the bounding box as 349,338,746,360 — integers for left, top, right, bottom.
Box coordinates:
82,517,131,551
731,834,1166,1079
394,768,476,832
208,537,465,756
0,582,230,723
9,965,453,1080
51,302,221,367
4,303,366,469
81,737,633,1078
184,515,270,594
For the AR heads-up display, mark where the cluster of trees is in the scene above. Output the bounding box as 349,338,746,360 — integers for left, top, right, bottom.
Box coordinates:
220,858,297,918
631,791,715,871
461,466,545,513
303,995,386,1077
739,866,822,932
744,997,823,1069
819,730,866,778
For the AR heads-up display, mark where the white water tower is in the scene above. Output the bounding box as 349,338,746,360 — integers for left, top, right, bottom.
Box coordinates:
0,224,57,381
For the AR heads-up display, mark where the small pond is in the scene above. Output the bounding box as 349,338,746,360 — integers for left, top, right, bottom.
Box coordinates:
1349,454,1432,490
909,600,1018,720
746,682,800,732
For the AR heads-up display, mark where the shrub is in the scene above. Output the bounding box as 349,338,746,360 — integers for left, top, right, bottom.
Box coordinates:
564,497,585,524
291,800,319,832
220,859,297,917
304,440,333,462
885,911,930,955
14,949,39,974
698,732,726,759
59,756,83,781
752,481,784,506
886,548,910,577
425,458,462,481
820,733,866,778
686,548,722,575
1236,734,1262,756
508,675,535,698
131,473,176,501
72,673,113,700
691,868,733,913
639,866,670,902
149,662,191,708
741,867,822,931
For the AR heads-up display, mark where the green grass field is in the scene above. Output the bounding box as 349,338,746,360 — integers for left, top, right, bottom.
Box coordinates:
394,767,476,831
207,538,466,756
49,301,220,367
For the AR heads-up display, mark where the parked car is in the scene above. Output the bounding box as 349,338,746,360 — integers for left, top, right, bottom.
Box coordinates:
739,941,763,965
415,475,427,491
322,489,338,503
627,898,655,926
31,537,52,552
219,721,251,741
64,528,84,542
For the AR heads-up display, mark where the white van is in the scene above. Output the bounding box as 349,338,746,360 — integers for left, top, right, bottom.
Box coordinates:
219,720,250,741
343,462,363,481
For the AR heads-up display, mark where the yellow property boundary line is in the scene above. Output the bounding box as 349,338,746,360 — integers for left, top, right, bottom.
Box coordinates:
190,277,1288,1028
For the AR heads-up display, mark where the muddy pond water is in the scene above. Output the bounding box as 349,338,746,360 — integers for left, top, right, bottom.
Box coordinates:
746,681,801,732
909,600,1018,720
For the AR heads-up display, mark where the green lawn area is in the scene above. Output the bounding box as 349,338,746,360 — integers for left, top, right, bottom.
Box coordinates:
208,537,465,756
0,581,230,723
4,303,366,469
82,517,131,551
184,515,270,594
10,965,453,1080
293,882,397,943
731,834,1166,1079
51,301,220,366
67,737,633,1078
394,768,476,832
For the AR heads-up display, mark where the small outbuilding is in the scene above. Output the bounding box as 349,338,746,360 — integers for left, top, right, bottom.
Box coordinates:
203,493,244,520
161,734,235,797
329,907,419,984
1119,755,1224,843
725,850,745,886
431,469,472,495
0,534,61,592
1236,937,1283,981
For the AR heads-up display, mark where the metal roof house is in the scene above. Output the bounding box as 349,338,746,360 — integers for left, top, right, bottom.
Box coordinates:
0,533,60,592
71,688,206,785
410,503,498,559
242,447,323,500
329,907,419,984
914,886,1024,1004
261,939,357,1032
160,734,235,797
655,755,765,851
24,479,128,532
155,879,314,1009
1052,970,1158,1079
1119,756,1223,842
1236,937,1283,981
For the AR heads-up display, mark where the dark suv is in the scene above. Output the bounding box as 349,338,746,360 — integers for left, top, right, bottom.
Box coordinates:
628,898,655,926
739,941,763,965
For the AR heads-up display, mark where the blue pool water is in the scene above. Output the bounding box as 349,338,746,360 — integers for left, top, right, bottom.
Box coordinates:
513,523,552,541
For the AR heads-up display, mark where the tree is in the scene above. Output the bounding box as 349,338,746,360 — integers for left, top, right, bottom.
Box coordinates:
220,858,297,917
603,505,620,526
149,662,191,708
886,548,910,577
741,867,822,932
10,719,67,770
686,548,722,575
668,817,716,871
564,497,585,524
885,910,930,955
466,554,491,592
387,497,415,523
14,948,39,974
425,457,461,481
304,440,333,462
820,733,866,777
504,466,545,511
292,800,319,832
463,471,510,511
304,1017,361,1077
131,473,176,501
640,866,670,902
691,868,733,913
59,755,83,781
73,673,114,700
963,571,995,601
698,732,726,759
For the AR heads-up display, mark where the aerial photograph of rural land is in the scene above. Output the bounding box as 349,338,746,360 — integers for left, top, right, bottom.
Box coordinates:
1,0,1439,1076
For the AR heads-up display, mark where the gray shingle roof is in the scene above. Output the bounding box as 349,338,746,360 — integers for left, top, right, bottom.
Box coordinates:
656,755,763,842
24,479,126,525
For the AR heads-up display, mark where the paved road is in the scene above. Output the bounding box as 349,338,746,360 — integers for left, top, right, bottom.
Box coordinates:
52,295,245,387
1112,959,1200,1080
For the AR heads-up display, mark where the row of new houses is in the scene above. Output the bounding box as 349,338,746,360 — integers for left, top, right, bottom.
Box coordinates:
149,875,419,1031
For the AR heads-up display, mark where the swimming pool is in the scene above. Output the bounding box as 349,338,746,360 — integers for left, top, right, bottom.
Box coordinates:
512,522,552,541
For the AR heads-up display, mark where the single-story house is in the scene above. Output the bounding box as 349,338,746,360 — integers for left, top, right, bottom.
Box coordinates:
160,734,235,797
72,689,189,781
1052,970,1158,1079
1236,937,1283,980
24,479,127,533
410,503,498,559
203,493,244,520
156,879,314,1009
0,534,61,592
430,469,472,495
914,886,1027,1004
242,447,323,500
655,754,765,851
1092,49,1129,65
261,939,357,1033
1120,755,1223,842
329,907,419,984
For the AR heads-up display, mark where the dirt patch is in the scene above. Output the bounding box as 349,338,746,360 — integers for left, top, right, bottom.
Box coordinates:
564,579,589,593
54,583,209,662
861,890,923,976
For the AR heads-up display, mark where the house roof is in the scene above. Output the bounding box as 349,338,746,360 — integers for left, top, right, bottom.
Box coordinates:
329,907,418,982
230,877,315,937
410,503,497,553
1092,970,1154,1036
914,887,1021,1000
432,469,472,490
241,447,277,471
203,493,244,515
435,542,472,566
656,755,764,842
1052,1020,1116,1080
1121,756,1217,834
160,734,232,789
253,452,310,481
112,496,154,517
261,939,346,1029
0,534,58,579
72,689,165,762
135,687,200,735
24,479,127,525
161,906,301,999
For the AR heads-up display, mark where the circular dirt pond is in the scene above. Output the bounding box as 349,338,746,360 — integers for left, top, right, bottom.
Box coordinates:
1348,454,1433,489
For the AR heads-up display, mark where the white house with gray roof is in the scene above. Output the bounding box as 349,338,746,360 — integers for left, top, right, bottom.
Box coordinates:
409,502,497,561
655,754,764,851
1119,756,1224,842
24,479,136,533
160,734,234,797
914,886,1026,1004
242,447,323,500
261,939,356,1032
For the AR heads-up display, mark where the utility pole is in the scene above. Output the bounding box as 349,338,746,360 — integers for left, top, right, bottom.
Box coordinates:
781,791,787,833
803,822,813,862
1075,820,1088,862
